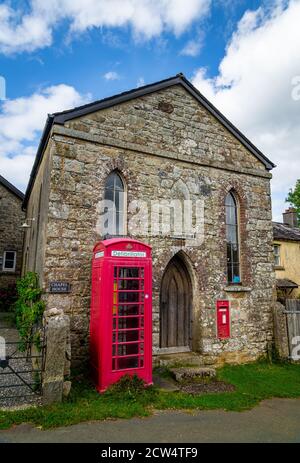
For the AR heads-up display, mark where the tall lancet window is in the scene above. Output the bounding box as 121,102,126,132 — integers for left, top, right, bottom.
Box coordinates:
104,171,126,236
225,191,240,284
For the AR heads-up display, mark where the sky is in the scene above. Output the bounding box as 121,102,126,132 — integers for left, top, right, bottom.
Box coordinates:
0,0,299,221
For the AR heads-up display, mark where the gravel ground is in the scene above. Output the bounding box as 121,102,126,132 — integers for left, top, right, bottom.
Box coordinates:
0,316,42,409
180,380,236,395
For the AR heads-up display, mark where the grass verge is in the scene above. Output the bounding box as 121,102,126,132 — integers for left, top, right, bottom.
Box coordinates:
1,361,300,430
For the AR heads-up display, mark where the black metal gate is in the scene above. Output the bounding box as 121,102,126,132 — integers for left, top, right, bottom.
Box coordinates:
284,300,300,361
0,323,45,407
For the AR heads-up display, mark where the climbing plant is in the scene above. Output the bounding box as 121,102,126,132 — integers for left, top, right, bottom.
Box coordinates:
14,272,45,352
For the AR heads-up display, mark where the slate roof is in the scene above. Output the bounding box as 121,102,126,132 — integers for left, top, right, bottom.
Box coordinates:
23,73,275,209
273,222,300,242
0,174,24,200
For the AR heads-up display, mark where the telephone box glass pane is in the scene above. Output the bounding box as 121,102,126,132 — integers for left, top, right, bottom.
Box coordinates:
118,292,144,303
116,330,140,343
118,280,144,290
118,304,140,316
117,344,139,356
116,318,140,330
118,357,139,370
119,268,140,278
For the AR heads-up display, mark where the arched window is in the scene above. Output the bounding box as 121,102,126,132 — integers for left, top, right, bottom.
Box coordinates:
104,171,126,236
225,191,240,284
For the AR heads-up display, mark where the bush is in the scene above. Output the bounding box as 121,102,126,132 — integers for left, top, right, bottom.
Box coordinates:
14,272,45,352
0,284,17,312
105,374,157,403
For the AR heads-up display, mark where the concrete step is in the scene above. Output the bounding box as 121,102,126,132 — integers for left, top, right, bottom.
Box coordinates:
170,367,216,383
155,352,217,368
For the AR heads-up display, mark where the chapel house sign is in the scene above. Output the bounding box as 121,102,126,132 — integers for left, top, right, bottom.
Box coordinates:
49,281,71,294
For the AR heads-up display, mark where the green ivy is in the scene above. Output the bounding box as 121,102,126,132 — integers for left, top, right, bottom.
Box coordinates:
14,272,45,352
286,179,300,222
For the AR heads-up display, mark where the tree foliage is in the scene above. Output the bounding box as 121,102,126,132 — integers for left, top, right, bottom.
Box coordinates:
286,179,300,222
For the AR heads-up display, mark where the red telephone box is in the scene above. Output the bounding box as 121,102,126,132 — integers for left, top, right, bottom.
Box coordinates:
90,238,152,392
217,300,230,339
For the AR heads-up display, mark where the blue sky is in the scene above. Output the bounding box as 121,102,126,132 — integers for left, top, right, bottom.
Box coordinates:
1,1,262,100
0,0,299,221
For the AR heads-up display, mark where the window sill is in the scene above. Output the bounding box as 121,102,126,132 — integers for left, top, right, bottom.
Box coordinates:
224,285,252,293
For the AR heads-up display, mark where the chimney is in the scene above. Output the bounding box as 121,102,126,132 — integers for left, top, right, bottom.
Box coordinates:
283,207,298,228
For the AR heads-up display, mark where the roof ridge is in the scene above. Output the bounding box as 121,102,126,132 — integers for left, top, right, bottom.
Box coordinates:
0,174,24,200
52,74,182,119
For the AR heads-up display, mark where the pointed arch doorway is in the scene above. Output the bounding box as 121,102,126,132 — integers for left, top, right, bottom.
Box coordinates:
160,254,193,351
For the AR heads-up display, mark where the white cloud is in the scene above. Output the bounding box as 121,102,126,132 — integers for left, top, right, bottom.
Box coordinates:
192,0,300,221
180,31,204,56
103,71,120,81
180,39,202,57
137,77,145,87
0,0,211,55
0,4,52,54
0,85,89,191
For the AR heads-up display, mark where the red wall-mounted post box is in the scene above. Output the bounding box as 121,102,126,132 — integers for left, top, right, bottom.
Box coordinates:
90,238,152,393
216,300,230,339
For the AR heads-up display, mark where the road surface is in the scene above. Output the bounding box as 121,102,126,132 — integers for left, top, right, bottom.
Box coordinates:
1,398,300,443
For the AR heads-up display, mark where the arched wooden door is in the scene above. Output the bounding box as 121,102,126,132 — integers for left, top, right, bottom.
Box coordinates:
160,255,192,350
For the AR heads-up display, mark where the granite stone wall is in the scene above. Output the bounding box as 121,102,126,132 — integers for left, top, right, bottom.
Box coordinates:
24,84,276,366
0,183,24,289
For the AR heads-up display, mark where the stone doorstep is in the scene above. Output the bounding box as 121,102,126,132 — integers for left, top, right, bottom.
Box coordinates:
154,352,217,368
170,367,216,383
152,374,180,392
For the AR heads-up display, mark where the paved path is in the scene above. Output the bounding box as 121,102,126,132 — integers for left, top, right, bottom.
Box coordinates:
1,398,300,443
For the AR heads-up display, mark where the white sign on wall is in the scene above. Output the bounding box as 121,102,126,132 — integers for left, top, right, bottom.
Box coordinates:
95,251,104,259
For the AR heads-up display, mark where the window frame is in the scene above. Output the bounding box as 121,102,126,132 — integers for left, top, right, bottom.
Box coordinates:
274,244,281,267
104,171,127,236
225,191,241,285
2,250,17,272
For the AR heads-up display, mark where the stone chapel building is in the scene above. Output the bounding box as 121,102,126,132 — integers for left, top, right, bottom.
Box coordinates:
22,74,276,366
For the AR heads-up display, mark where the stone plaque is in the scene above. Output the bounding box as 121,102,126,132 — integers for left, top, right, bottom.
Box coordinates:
49,281,71,293
158,101,174,114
